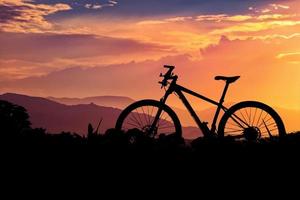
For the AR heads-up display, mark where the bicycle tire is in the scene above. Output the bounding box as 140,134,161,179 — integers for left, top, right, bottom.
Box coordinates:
218,101,286,140
115,99,182,138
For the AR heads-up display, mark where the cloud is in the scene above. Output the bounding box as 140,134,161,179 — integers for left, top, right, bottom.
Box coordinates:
211,20,300,35
0,31,174,80
133,8,300,53
190,11,300,36
261,8,271,13
108,0,118,5
270,4,290,10
63,0,287,19
136,20,167,26
2,35,300,111
139,13,297,26
0,32,172,61
257,14,296,20
84,0,118,10
276,47,300,64
165,16,193,22
85,4,102,10
252,33,300,40
1,1,299,88
137,13,276,26
249,3,290,14
276,52,300,59
137,16,192,25
0,0,71,33
196,13,296,22
196,14,228,22
225,15,253,22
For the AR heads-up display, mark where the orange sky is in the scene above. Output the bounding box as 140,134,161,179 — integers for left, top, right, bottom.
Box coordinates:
0,0,299,130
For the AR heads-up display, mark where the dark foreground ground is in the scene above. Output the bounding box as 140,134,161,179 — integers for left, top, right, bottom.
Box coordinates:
1,101,298,195
2,99,299,169
2,129,300,197
2,128,300,166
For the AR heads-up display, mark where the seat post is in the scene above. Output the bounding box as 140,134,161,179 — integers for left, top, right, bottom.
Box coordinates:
211,82,230,133
219,82,230,105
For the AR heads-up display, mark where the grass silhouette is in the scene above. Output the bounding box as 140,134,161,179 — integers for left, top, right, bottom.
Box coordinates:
1,99,300,166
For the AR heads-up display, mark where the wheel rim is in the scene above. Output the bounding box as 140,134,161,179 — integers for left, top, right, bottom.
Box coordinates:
223,106,280,140
120,105,177,138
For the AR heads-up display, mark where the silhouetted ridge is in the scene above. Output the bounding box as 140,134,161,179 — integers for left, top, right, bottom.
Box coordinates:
48,95,134,109
0,93,122,134
1,92,66,109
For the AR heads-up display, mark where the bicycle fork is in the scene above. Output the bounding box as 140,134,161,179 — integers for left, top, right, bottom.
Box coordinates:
148,91,171,136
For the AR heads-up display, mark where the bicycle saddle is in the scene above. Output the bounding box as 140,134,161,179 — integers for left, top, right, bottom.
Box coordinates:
215,76,240,83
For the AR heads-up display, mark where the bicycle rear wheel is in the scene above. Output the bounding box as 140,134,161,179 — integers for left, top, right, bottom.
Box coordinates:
115,99,182,138
218,101,286,140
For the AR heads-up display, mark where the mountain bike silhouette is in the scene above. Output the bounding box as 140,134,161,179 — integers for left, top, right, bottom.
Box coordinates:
116,65,286,141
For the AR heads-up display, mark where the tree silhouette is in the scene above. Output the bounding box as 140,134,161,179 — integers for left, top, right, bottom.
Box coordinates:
0,100,31,135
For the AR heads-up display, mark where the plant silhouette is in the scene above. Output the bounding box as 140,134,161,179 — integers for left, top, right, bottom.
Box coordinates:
0,100,31,136
1,98,300,166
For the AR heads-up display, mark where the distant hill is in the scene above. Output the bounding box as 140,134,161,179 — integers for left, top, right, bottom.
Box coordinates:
48,96,134,109
0,93,201,138
1,93,298,138
0,93,122,135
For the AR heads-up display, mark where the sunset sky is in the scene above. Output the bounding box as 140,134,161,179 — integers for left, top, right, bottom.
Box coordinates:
0,0,299,128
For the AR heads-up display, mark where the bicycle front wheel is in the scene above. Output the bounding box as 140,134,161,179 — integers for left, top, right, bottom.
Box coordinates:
115,99,182,138
218,101,286,140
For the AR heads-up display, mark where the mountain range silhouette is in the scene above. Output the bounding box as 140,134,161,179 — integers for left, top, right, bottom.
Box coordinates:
48,95,134,109
0,93,299,138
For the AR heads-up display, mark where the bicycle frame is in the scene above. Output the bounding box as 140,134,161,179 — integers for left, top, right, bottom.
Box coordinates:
148,73,249,137
176,85,229,136
148,74,233,137
167,85,229,136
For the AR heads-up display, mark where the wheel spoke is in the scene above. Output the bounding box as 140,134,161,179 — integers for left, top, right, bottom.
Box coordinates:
259,112,269,126
252,108,257,126
220,102,284,139
244,108,251,124
229,113,249,128
224,129,244,134
118,102,178,137
126,121,142,129
128,116,142,128
131,112,143,128
150,106,154,117
260,122,277,129
226,120,244,129
159,113,170,127
255,109,264,127
258,116,272,128
157,111,166,127
239,110,248,126
249,107,252,126
141,106,150,126
225,127,244,132
146,106,151,125
136,108,144,128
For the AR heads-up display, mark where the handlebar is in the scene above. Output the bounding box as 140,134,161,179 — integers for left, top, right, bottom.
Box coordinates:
164,65,175,70
158,65,177,88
